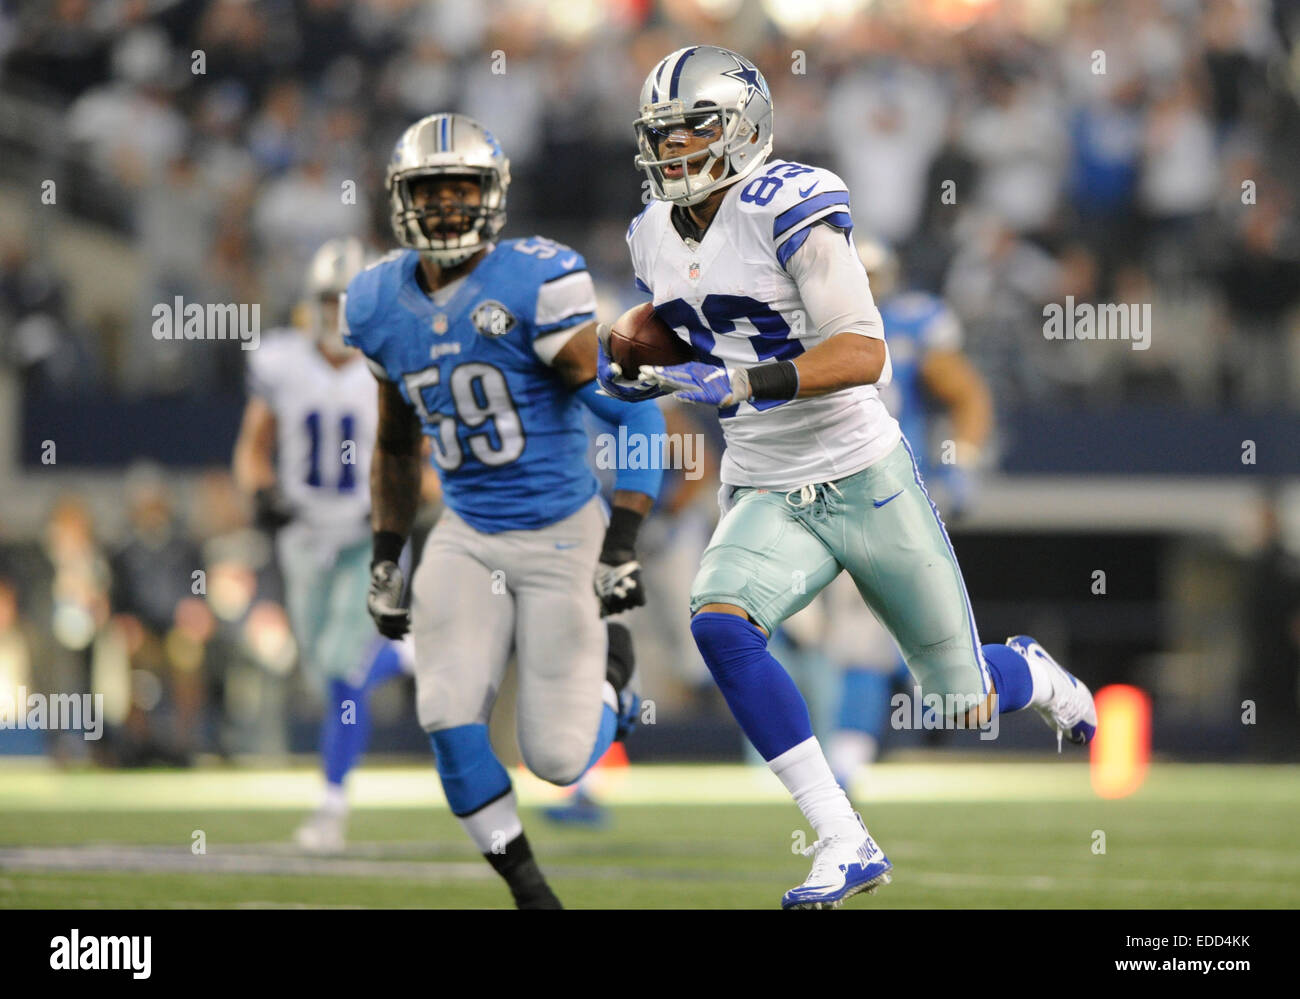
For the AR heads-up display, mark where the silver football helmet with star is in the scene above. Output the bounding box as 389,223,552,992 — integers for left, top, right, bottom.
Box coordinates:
635,46,774,207
387,112,510,267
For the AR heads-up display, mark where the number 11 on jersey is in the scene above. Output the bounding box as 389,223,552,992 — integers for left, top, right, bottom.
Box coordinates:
305,410,357,492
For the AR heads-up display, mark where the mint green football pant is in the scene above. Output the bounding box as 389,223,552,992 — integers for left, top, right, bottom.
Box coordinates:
278,533,379,692
689,437,992,704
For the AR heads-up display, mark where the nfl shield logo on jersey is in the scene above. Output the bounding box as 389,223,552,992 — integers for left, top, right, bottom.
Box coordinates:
471,300,517,338
688,261,701,281
432,313,449,335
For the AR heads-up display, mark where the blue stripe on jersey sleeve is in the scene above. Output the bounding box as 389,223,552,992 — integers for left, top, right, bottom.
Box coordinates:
776,212,855,269
635,276,651,294
772,191,850,241
776,226,812,269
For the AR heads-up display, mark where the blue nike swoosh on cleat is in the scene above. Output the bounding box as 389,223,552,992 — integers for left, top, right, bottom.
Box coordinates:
798,183,819,197
781,855,893,909
873,490,903,508
555,542,579,550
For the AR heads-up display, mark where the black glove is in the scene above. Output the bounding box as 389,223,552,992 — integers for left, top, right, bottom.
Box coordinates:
253,486,294,531
367,560,410,638
594,557,644,617
593,506,646,617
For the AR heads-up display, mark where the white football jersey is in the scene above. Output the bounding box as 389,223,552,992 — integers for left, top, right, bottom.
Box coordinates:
627,158,900,490
247,330,377,543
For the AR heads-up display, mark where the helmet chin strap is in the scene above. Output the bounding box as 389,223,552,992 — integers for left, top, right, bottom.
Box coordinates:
663,121,770,207
671,154,747,207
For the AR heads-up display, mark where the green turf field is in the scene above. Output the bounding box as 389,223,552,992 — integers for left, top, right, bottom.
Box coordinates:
1,760,1296,909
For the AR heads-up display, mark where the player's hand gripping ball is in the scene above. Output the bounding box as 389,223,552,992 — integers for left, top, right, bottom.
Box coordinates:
596,302,693,402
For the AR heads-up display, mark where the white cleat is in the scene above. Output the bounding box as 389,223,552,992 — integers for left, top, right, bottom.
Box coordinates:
1006,635,1097,750
294,807,347,854
782,815,892,910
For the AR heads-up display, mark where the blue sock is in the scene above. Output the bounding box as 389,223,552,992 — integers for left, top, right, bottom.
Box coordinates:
983,643,1034,713
836,667,894,740
362,640,403,691
690,611,814,762
430,724,512,816
321,678,370,787
572,704,619,784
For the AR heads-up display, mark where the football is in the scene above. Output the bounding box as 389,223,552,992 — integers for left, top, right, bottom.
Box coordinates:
608,301,695,373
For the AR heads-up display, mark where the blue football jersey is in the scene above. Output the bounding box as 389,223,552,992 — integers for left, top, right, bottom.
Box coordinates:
875,290,962,477
343,238,600,533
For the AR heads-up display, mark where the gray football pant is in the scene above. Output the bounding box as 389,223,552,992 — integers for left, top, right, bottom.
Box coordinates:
410,496,609,786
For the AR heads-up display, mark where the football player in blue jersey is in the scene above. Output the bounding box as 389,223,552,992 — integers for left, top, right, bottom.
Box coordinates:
343,113,664,909
824,239,994,791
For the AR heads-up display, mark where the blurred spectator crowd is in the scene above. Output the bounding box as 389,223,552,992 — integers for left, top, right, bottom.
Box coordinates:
0,464,304,763
0,0,1298,406
0,434,726,765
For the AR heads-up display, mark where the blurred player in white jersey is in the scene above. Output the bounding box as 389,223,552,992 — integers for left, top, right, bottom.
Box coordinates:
600,46,1097,909
233,238,412,853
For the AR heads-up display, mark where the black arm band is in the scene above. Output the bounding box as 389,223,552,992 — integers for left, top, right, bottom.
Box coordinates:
746,360,800,401
372,530,405,567
600,506,645,562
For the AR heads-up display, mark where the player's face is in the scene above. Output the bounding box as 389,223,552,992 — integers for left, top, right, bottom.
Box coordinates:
651,111,725,181
318,295,340,338
314,293,355,360
409,175,483,240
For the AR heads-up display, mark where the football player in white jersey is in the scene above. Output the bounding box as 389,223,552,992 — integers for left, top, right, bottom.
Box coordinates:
599,46,1097,909
234,237,412,852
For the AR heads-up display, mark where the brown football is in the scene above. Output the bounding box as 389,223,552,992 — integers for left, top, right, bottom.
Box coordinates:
608,301,694,374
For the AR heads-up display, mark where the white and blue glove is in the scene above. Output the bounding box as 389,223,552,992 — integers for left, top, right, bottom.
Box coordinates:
596,323,666,402
639,361,752,407
367,561,410,639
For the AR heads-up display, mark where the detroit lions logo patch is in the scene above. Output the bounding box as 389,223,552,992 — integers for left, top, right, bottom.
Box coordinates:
471,300,516,338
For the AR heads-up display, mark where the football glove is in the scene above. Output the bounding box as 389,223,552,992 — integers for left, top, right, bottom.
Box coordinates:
639,360,751,407
594,557,645,617
367,560,410,639
253,485,295,531
596,322,666,402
